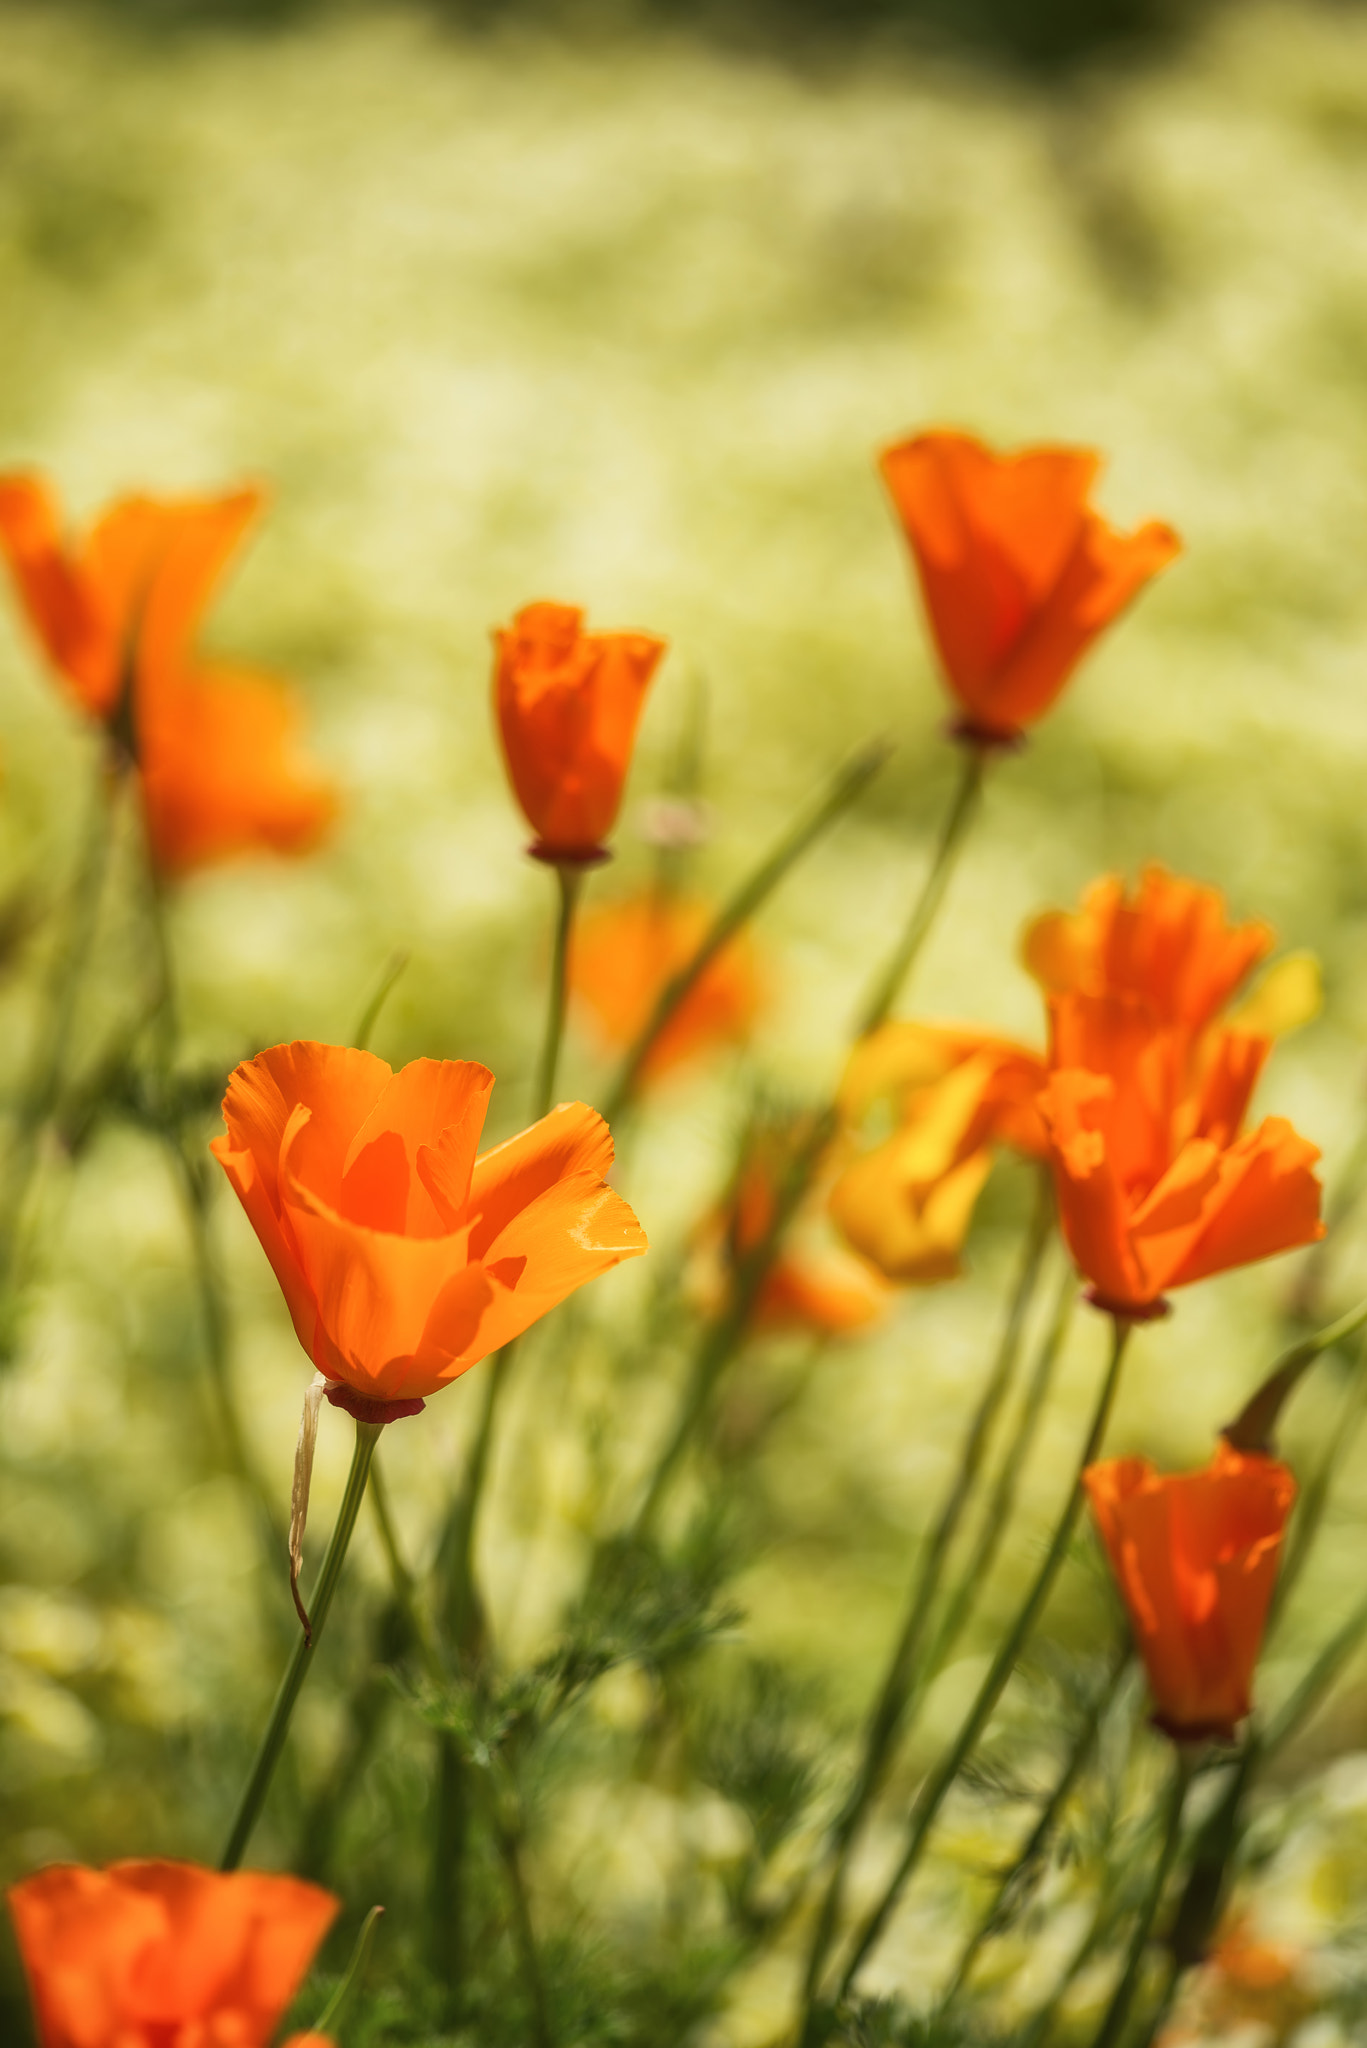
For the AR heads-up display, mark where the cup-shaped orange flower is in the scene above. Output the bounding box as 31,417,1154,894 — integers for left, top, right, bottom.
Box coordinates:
493,601,666,862
0,475,336,875
212,1043,647,1416
570,892,764,1082
1040,993,1323,1317
879,430,1179,744
832,1022,1048,1282
1023,866,1278,1035
1084,1439,1295,1739
8,1858,337,2048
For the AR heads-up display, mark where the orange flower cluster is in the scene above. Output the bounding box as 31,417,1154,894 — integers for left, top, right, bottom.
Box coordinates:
493,600,667,863
881,429,1180,746
1084,1439,1295,1739
570,892,764,1082
8,1859,337,2048
212,1043,647,1418
834,867,1323,1315
0,477,336,874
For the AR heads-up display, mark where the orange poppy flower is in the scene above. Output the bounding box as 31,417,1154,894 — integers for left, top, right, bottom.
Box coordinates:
879,430,1179,743
693,1142,886,1336
570,893,764,1081
1040,992,1323,1316
1084,1439,1296,1739
211,1043,647,1417
8,1858,337,2048
0,474,336,874
831,1023,1048,1282
492,601,666,861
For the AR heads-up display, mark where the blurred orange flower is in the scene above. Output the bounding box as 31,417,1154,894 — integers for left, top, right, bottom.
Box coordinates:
0,474,336,874
879,429,1179,744
570,893,764,1081
212,1043,647,1416
694,1139,886,1336
1041,991,1323,1315
8,1858,337,2048
493,601,666,861
831,1023,1047,1282
1084,1439,1295,1739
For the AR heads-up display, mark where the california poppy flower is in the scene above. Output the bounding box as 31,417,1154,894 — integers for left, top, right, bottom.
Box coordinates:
1084,1439,1295,1739
692,1137,886,1336
1040,992,1323,1316
8,1858,337,2048
212,1043,647,1417
0,474,336,874
493,601,666,862
879,430,1180,744
831,1023,1048,1282
570,893,763,1081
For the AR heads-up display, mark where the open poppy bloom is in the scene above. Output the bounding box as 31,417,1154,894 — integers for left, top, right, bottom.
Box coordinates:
493,601,666,862
0,474,336,874
879,430,1180,744
8,1858,337,2048
1040,992,1323,1317
831,1023,1048,1282
212,1043,647,1417
692,1136,886,1336
570,893,764,1081
1084,1439,1295,1739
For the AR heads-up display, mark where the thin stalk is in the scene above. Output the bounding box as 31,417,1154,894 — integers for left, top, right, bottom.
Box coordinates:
220,1420,381,1871
801,1174,1055,2001
1090,1747,1194,2048
1274,1325,1367,1615
353,948,410,1053
1266,1588,1367,1757
926,1261,1077,1679
489,1795,554,2048
314,1905,384,2034
941,1646,1129,2007
1,753,120,1261
823,1316,1133,2016
534,865,582,1121
854,744,985,1040
603,738,892,1123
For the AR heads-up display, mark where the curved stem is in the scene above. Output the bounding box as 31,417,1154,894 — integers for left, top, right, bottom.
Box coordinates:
821,1315,1132,2018
1090,1747,1194,2048
603,738,891,1124
220,1419,381,1871
854,743,984,1040
534,865,582,1122
488,1789,554,2048
801,1175,1055,2000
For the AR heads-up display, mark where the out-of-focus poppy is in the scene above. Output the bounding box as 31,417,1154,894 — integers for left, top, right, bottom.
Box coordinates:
0,475,336,874
493,601,666,862
693,1136,886,1336
8,1858,337,2048
570,893,764,1082
879,429,1179,744
1084,1439,1295,1739
831,1024,1048,1282
1040,993,1323,1316
212,1043,647,1417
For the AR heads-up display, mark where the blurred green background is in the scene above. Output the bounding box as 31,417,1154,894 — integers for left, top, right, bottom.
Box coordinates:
5,1,1367,2041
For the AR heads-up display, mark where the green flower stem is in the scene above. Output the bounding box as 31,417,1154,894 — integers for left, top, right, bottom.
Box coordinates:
819,1315,1133,2022
800,1172,1055,2004
1090,1746,1195,2048
220,1419,381,1872
534,863,583,1122
941,1645,1130,2008
1273,1324,1367,1615
352,948,411,1052
924,1257,1076,1682
313,1904,384,2034
603,738,892,1124
853,742,985,1041
487,1785,554,2048
1,752,121,1271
